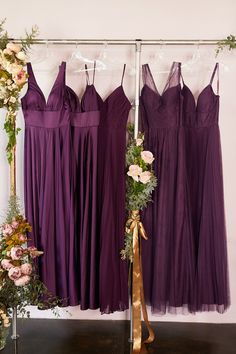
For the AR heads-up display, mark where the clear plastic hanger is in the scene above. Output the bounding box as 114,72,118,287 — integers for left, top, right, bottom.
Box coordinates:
68,42,106,73
96,41,133,74
28,41,58,71
145,41,174,74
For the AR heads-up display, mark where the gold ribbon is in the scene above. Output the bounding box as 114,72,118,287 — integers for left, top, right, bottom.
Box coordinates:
127,210,155,354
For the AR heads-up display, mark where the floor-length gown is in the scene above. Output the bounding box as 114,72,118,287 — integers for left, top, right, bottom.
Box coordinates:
182,63,230,312
70,63,103,310
22,62,78,306
98,65,132,313
140,62,196,314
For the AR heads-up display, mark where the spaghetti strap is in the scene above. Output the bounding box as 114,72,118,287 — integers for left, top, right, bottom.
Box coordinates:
85,64,90,85
92,60,96,85
142,64,158,92
121,64,126,86
210,63,219,95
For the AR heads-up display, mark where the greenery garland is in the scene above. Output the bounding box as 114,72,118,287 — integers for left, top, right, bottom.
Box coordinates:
216,35,236,55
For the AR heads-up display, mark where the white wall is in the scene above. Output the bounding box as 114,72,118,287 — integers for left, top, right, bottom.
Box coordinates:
1,0,236,323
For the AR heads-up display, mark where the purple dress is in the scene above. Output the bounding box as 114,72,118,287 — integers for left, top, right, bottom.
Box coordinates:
70,64,103,310
140,62,196,314
98,65,132,313
22,62,78,306
182,63,230,312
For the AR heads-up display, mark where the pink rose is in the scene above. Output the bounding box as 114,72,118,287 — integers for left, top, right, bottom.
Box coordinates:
18,234,27,242
2,224,13,236
8,267,22,280
1,259,13,270
13,69,27,86
21,263,32,275
127,165,143,182
10,246,24,260
11,220,19,229
139,171,152,184
141,151,155,164
6,42,22,53
28,246,44,259
14,275,30,287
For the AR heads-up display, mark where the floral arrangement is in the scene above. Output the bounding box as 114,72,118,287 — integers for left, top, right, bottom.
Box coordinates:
0,306,10,329
0,196,61,318
0,18,38,163
121,124,157,261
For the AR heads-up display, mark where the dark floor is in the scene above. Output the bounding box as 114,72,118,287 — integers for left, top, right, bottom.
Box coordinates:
2,319,236,354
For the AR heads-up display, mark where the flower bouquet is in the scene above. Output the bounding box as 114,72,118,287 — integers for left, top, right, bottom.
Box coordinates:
0,18,38,163
121,123,157,261
121,123,157,353
0,196,62,345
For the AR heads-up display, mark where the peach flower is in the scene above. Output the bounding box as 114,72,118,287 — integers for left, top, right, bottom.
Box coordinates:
13,69,27,85
127,165,142,182
141,151,154,164
14,275,30,287
8,266,22,280
1,259,13,270
2,224,13,236
139,171,152,184
10,246,24,260
6,42,22,54
21,263,32,275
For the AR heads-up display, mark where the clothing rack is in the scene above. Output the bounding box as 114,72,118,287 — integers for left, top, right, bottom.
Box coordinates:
10,37,220,349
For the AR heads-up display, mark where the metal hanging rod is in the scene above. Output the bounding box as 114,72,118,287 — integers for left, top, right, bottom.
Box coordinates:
10,38,220,46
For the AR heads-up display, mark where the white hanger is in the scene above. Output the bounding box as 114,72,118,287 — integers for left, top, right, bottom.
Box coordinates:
28,41,58,71
68,42,106,73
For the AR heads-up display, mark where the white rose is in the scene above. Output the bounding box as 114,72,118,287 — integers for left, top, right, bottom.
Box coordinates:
141,151,155,164
127,164,143,182
6,42,22,54
139,171,152,184
9,96,16,103
6,79,12,85
136,138,143,146
16,51,26,61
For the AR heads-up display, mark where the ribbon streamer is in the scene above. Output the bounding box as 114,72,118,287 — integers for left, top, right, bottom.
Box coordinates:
127,210,155,354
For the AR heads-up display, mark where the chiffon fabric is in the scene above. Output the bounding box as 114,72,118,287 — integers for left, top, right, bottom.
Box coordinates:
182,63,230,312
98,65,132,313
70,63,103,310
140,61,230,314
22,62,131,312
22,62,78,306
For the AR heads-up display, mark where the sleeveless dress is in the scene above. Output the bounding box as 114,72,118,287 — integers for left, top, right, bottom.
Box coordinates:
22,62,79,306
98,65,132,313
70,63,103,310
182,63,230,312
140,62,196,314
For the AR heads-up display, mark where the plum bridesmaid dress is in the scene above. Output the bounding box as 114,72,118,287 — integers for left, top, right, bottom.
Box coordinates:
140,62,196,314
182,63,230,312
70,63,103,310
98,65,132,313
22,62,79,306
